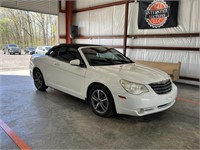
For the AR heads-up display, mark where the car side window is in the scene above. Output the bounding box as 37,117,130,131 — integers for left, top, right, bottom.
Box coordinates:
49,47,86,67
57,48,69,62
67,48,86,67
49,47,69,62
49,47,60,58
58,47,81,62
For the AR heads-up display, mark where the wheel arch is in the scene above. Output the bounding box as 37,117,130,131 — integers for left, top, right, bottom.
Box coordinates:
32,67,48,91
86,82,115,104
86,82,117,116
33,67,40,74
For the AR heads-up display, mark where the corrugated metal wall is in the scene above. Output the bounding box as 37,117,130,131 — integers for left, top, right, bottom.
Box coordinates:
66,0,199,80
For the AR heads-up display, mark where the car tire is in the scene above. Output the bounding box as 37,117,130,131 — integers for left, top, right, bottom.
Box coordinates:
19,53,21,55
9,52,12,55
33,69,48,91
3,52,5,54
89,85,116,117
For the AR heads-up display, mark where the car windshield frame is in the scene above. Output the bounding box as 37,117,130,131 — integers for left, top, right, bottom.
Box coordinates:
9,44,18,47
81,47,134,66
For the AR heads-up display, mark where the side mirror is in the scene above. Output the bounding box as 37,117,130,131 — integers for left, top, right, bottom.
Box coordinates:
70,59,80,66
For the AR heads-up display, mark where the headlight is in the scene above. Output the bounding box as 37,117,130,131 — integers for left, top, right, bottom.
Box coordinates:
120,79,149,95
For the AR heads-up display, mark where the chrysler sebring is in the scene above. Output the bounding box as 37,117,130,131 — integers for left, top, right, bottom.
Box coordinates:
30,44,177,117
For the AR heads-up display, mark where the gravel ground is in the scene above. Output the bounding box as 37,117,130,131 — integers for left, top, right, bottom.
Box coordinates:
0,50,31,72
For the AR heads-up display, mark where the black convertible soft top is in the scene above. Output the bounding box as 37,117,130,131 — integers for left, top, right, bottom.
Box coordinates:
46,44,101,55
59,43,101,48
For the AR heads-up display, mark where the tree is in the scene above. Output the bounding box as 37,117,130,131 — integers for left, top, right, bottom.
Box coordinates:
0,8,57,48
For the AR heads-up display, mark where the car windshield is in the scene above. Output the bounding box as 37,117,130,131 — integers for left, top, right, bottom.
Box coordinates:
28,47,35,51
9,44,17,47
82,47,133,66
45,46,52,51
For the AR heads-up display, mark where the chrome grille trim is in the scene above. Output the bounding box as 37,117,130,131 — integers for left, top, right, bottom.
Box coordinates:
149,79,172,94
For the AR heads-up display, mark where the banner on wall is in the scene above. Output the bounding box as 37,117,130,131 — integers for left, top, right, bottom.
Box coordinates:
138,0,179,29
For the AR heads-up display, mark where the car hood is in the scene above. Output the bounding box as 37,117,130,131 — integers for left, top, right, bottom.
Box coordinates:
94,63,170,84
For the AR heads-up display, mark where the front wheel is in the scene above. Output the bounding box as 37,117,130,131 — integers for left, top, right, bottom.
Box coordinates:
33,69,48,91
89,85,116,117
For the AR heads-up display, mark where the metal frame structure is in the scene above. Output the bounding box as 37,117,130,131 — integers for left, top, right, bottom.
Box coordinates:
59,0,199,81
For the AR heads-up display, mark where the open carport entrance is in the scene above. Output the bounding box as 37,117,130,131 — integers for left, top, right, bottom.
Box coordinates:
0,1,58,73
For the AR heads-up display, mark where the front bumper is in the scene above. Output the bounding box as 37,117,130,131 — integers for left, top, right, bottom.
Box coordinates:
113,83,177,116
10,48,21,53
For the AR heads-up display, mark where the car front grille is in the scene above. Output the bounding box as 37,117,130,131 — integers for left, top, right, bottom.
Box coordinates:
12,48,19,51
149,79,172,94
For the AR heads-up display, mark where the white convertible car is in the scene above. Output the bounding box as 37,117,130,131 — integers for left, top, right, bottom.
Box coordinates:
30,44,177,117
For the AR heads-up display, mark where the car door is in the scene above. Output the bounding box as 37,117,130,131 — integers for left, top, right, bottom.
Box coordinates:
45,46,87,99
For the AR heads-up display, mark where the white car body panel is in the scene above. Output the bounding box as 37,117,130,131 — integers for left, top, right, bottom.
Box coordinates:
30,46,177,116
35,46,52,55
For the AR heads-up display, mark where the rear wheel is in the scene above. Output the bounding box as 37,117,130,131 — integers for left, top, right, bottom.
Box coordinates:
19,53,21,55
33,69,48,91
89,85,115,117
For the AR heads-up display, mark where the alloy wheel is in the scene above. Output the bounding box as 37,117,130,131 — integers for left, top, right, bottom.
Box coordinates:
34,71,43,89
91,89,109,114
